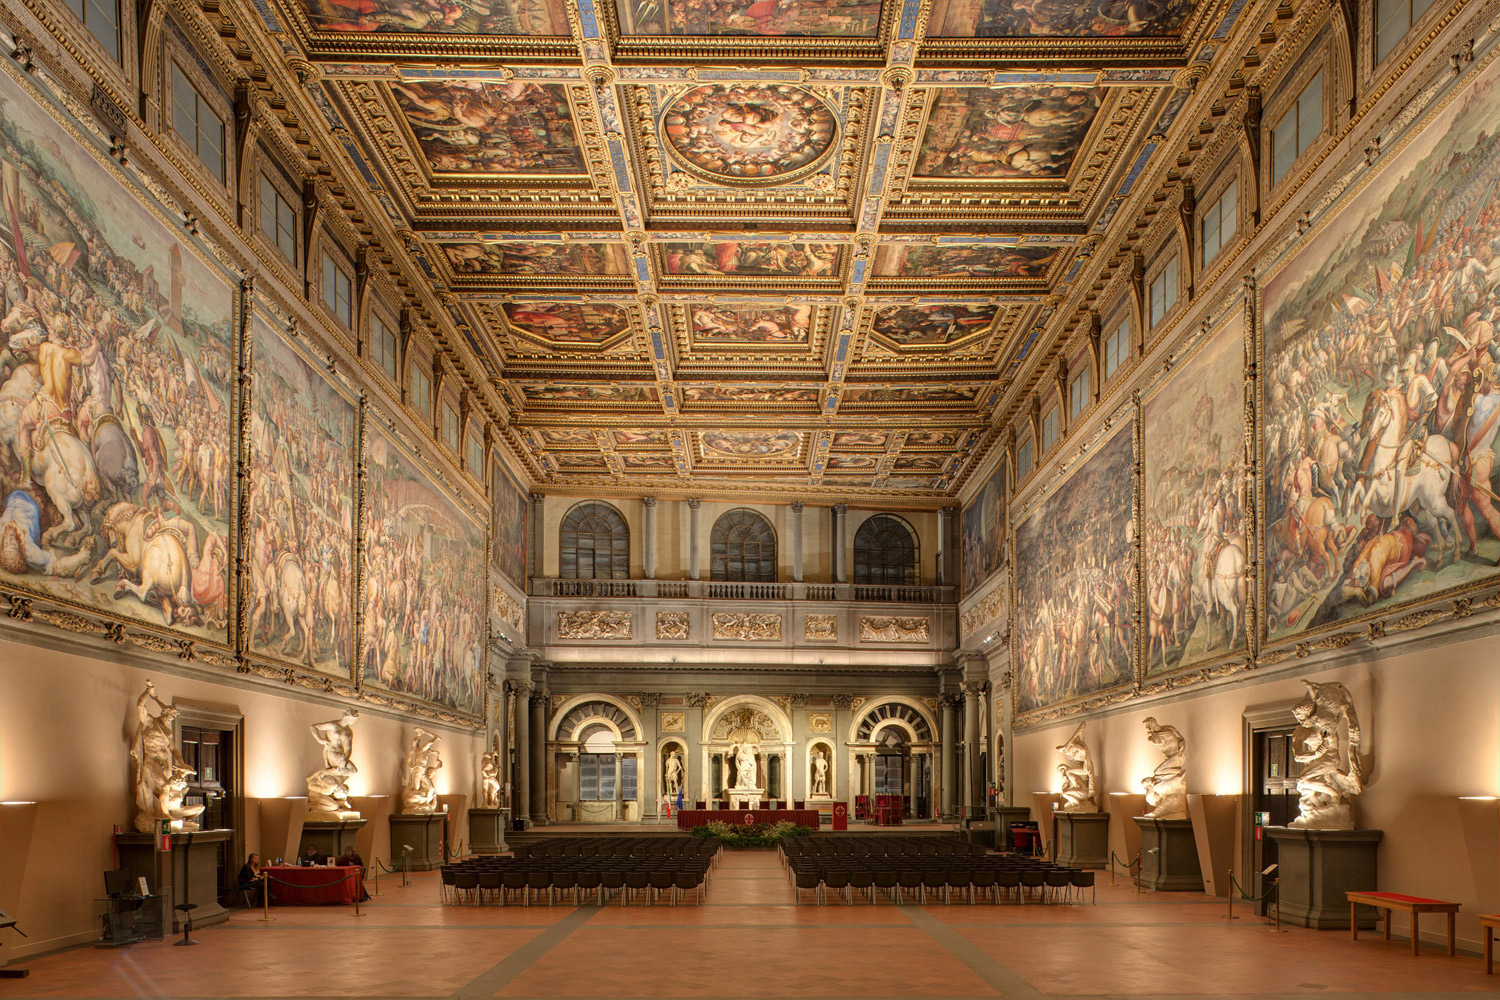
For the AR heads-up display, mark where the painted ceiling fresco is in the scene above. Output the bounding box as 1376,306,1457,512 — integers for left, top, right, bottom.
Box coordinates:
290,0,1233,497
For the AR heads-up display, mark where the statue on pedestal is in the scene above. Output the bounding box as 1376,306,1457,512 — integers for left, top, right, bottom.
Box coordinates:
1288,680,1364,830
1140,717,1188,820
733,741,759,789
1055,722,1096,813
401,728,443,814
129,681,206,833
306,710,360,820
664,750,683,799
812,750,829,797
480,735,501,809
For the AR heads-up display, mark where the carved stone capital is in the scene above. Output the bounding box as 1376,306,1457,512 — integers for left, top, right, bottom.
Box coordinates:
831,693,854,710
686,498,702,510
530,492,546,505
685,692,707,708
638,692,662,708
790,501,805,514
508,680,534,697
642,496,657,508
789,693,810,708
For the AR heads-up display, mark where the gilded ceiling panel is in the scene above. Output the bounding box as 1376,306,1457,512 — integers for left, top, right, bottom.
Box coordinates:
616,0,883,36
925,0,1193,37
655,240,846,287
295,0,573,34
914,86,1103,181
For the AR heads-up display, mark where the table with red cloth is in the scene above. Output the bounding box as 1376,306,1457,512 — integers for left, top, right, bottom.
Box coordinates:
262,864,364,905
675,808,820,831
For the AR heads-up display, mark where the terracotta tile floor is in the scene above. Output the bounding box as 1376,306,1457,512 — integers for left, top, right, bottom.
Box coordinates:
5,850,1497,999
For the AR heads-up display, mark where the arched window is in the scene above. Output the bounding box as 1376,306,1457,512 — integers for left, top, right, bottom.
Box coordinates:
559,502,629,579
853,515,919,586
710,509,776,582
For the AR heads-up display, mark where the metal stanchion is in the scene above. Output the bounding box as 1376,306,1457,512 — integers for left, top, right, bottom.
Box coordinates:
1224,870,1237,921
260,879,274,923
352,870,365,918
1269,878,1285,934
371,860,380,896
401,844,413,887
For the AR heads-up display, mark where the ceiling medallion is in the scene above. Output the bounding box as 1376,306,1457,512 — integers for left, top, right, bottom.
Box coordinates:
661,84,838,186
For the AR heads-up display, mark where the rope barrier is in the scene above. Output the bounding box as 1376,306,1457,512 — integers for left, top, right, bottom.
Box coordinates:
1108,851,1141,891
1226,872,1277,903
256,869,366,920
262,871,361,891
1222,869,1282,930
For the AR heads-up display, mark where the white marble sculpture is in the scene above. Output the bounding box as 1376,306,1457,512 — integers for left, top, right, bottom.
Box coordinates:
1289,680,1364,830
1140,717,1188,820
306,710,360,821
480,735,501,809
733,742,759,789
664,750,683,799
812,750,829,796
129,681,206,833
401,728,443,814
1055,722,1096,813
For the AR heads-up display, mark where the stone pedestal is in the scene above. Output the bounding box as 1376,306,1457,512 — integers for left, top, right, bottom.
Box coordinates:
115,829,233,932
1267,827,1383,929
299,819,366,863
389,813,446,872
1054,812,1110,869
1135,817,1204,891
992,806,1034,850
729,788,764,809
469,808,509,855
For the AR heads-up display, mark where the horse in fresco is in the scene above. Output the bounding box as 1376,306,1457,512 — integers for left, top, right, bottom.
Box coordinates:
91,502,194,625
30,416,101,549
1197,537,1247,650
272,551,316,664
1347,388,1461,564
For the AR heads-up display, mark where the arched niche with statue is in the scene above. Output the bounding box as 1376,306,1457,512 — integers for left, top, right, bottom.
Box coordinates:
659,737,688,811
701,696,793,809
807,738,834,801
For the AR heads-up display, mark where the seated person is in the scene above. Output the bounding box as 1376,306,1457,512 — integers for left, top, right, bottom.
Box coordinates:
302,845,328,866
236,852,265,906
336,847,371,901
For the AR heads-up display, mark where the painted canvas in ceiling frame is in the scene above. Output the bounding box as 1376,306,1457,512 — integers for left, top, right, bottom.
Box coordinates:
0,65,237,644
296,0,570,33
1013,419,1136,718
362,422,488,718
245,310,360,678
391,81,586,178
927,0,1193,37
868,304,1000,346
441,242,630,278
657,241,844,281
616,0,882,37
500,302,633,345
873,243,1057,280
1260,53,1500,646
915,86,1104,181
690,304,813,345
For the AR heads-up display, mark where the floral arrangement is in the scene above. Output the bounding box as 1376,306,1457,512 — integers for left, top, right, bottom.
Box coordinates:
691,820,812,847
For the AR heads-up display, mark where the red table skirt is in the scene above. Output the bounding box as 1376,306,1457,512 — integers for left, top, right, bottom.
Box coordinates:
263,865,364,905
675,808,820,831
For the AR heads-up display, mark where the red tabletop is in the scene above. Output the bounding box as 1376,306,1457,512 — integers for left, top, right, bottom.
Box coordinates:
263,864,364,905
675,808,820,831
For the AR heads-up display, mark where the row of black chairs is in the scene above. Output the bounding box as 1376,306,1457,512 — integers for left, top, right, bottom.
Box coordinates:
441,861,713,906
508,836,717,860
784,836,990,858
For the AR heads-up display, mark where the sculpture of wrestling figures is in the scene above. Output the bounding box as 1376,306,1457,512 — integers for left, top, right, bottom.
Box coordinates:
1055,721,1097,812
1140,717,1188,820
130,680,207,833
1288,680,1364,830
306,709,361,821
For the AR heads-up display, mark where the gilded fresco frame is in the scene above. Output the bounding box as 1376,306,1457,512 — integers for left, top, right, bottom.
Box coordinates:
1136,290,1254,689
0,58,243,661
1255,40,1500,657
1008,398,1138,727
237,294,364,684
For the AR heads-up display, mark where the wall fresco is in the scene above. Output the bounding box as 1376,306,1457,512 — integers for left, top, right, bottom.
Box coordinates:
962,458,1006,596
491,459,527,589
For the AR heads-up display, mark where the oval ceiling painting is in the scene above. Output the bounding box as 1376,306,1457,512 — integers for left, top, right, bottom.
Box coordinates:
661,85,838,185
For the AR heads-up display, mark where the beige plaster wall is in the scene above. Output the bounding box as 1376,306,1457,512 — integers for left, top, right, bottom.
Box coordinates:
0,638,483,960
1010,635,1500,950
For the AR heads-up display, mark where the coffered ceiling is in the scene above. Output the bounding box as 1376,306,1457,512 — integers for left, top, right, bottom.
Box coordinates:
256,0,1253,501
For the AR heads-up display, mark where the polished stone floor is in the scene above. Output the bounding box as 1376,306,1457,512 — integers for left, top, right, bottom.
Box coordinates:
4,850,1496,999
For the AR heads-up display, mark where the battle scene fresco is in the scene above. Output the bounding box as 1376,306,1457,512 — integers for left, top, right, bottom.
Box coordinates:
1014,423,1135,715
298,0,570,33
492,459,527,589
0,70,235,638
871,304,998,345
690,304,811,343
662,241,841,278
916,87,1102,180
962,459,1006,596
661,85,839,185
362,425,486,715
1263,57,1500,640
442,242,629,276
874,244,1056,278
247,315,358,675
502,303,631,343
619,0,880,37
1143,316,1245,675
393,81,584,175
928,0,1192,37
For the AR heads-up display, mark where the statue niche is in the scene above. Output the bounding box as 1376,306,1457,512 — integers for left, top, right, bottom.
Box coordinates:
711,705,781,806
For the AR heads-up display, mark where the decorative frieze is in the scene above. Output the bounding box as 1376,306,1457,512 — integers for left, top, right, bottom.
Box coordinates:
557,610,633,639
804,614,837,641
859,616,930,642
712,612,782,641
960,589,1006,640
656,612,690,640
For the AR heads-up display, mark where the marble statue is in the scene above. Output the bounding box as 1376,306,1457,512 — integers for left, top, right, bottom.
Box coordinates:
480,735,501,809
1140,717,1188,820
812,750,829,796
1055,722,1096,813
306,710,360,821
401,728,443,814
1288,680,1364,830
664,750,683,798
733,742,759,789
129,681,206,833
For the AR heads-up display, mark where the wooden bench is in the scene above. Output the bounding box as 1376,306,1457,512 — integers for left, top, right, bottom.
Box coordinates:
1479,914,1500,974
1346,891,1460,957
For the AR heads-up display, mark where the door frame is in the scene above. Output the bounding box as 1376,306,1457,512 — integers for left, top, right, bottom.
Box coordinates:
1241,699,1301,908
172,701,246,902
